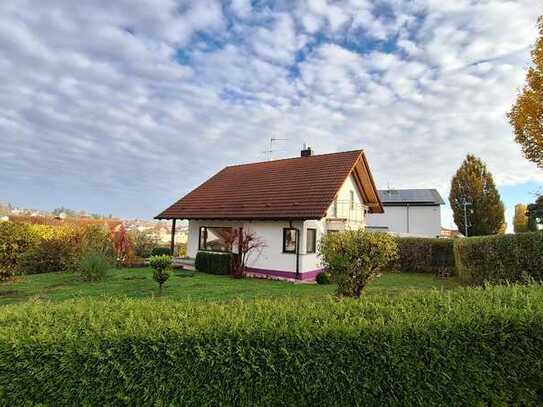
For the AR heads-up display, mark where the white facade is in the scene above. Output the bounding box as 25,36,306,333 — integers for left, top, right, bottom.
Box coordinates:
186,174,367,280
366,205,442,237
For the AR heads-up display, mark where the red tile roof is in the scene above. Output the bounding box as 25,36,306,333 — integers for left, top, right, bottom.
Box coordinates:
156,150,383,220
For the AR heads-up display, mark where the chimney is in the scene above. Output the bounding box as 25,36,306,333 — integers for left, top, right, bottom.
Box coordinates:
300,144,312,157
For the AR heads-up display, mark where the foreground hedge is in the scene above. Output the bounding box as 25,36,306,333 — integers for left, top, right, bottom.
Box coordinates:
395,237,454,275
1,287,543,405
195,251,235,275
454,231,543,285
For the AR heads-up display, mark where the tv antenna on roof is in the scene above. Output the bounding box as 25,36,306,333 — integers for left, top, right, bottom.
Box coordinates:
262,137,287,161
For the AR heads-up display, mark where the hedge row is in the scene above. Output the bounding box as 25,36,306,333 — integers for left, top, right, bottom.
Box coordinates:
0,286,542,405
195,251,236,275
395,237,454,274
454,231,543,285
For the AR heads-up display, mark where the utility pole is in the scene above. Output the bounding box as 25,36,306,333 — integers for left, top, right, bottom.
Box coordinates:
463,199,472,237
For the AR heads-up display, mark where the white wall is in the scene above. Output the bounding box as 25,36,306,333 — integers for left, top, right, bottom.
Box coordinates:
325,174,366,230
366,205,442,237
187,219,323,275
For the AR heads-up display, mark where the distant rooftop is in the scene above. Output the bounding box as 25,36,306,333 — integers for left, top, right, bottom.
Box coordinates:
378,189,444,206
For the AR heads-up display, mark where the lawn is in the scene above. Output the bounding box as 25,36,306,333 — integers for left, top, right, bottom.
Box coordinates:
0,268,460,305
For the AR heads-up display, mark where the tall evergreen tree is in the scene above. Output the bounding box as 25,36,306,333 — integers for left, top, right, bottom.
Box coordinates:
507,16,543,170
449,155,505,236
513,203,529,233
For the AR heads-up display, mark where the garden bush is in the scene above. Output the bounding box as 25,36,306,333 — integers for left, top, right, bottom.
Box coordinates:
151,246,172,257
0,286,542,405
149,255,172,294
0,222,37,280
320,230,398,297
454,231,543,285
129,230,159,258
315,271,332,285
195,251,235,275
395,237,455,275
18,238,80,275
79,251,111,282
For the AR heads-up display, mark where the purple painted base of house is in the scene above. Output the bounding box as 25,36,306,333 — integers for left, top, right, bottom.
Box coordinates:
245,267,323,282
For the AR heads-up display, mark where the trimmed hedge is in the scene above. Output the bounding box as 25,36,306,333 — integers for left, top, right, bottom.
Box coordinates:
1,287,543,405
151,246,172,257
195,251,235,275
395,237,455,275
454,231,543,285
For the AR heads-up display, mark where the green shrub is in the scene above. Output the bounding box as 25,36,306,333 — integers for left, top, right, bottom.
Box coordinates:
149,255,172,294
0,286,542,405
195,251,235,275
454,231,543,285
320,231,398,297
395,238,455,275
315,271,332,285
80,251,111,282
79,224,114,259
151,247,172,257
18,238,79,275
129,230,158,258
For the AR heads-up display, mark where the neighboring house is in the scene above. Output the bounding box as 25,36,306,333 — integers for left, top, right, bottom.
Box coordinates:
156,148,383,281
366,189,444,237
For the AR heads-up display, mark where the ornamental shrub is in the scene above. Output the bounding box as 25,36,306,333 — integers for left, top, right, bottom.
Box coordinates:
149,255,172,294
0,286,542,405
0,222,36,280
129,230,159,258
315,271,332,285
18,238,80,275
79,251,111,282
454,231,543,285
395,237,455,275
195,251,235,275
320,231,398,298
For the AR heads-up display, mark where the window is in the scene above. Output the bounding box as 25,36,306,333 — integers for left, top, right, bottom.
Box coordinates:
333,198,338,217
199,227,233,252
283,228,297,253
306,228,316,253
350,190,355,210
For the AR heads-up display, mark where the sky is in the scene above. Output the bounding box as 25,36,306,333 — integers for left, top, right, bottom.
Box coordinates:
1,0,542,230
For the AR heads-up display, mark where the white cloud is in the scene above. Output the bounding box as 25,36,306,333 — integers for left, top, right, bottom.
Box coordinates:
0,0,541,224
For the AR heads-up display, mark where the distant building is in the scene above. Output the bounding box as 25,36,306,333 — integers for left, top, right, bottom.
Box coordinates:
366,189,444,238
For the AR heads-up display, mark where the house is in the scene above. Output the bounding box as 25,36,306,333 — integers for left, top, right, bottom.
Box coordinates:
155,148,383,281
365,189,444,237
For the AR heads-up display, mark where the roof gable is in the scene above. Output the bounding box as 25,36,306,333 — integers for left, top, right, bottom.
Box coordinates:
156,150,383,220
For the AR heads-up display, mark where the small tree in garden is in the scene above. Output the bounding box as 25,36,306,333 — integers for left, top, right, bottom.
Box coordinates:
111,224,132,266
320,230,398,298
149,255,172,295
224,229,266,278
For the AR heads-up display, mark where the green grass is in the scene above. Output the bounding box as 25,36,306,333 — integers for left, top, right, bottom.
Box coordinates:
0,268,460,306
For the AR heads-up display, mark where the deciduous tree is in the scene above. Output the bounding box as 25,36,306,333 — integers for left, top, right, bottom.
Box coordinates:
507,17,543,170
449,155,505,236
513,203,530,233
